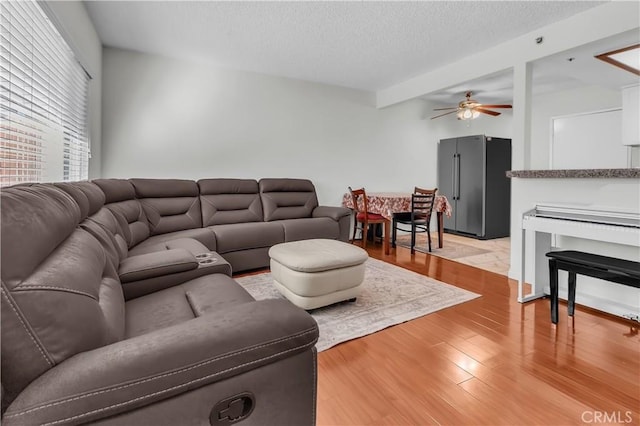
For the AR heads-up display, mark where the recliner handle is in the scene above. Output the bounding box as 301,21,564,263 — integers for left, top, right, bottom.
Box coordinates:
210,392,255,425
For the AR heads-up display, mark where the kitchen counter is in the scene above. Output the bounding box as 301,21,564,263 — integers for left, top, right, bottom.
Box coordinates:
506,169,640,179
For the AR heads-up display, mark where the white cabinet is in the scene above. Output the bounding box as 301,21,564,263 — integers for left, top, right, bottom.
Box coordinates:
551,109,627,169
622,84,639,146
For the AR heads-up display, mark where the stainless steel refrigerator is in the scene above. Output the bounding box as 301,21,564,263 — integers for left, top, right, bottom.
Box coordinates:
437,135,511,239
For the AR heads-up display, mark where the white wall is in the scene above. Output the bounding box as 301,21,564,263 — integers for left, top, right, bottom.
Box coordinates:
42,1,102,178
102,48,439,205
530,85,621,169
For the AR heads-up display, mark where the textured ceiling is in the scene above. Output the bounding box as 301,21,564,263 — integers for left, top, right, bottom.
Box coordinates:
85,1,606,92
423,28,640,105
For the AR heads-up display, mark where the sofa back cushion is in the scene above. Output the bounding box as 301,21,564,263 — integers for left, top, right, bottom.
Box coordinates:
53,182,92,220
259,178,319,221
199,179,263,226
81,205,130,261
131,178,203,236
55,181,106,217
0,185,125,406
93,179,150,247
55,181,127,265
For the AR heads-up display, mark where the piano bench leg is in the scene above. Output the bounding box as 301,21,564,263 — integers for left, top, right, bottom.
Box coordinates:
568,272,577,317
549,259,559,324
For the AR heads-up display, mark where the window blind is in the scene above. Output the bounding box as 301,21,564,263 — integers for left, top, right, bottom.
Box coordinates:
0,0,90,187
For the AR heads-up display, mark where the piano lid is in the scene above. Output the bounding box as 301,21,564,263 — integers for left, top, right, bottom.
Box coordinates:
526,203,640,228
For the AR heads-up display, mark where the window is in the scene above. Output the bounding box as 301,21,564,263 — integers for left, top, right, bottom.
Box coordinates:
0,0,90,187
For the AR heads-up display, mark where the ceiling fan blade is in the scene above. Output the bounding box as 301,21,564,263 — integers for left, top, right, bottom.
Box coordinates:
430,110,458,119
433,107,458,111
475,108,501,116
479,104,512,109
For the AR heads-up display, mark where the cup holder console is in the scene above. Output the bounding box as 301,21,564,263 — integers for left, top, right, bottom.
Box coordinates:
196,252,218,266
192,251,230,276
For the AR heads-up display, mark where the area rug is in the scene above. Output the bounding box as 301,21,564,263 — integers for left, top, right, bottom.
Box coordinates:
396,234,489,258
396,234,510,276
235,258,480,352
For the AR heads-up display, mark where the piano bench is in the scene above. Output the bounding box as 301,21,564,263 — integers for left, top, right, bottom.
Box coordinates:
546,250,640,324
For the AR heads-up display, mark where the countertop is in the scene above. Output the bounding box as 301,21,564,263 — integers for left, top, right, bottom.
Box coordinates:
506,169,640,179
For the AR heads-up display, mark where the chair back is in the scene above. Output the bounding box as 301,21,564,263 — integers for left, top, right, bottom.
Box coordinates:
411,187,437,222
348,187,369,214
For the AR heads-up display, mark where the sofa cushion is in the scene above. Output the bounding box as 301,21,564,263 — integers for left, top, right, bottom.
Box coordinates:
81,213,124,270
124,274,254,338
93,178,136,203
128,229,216,256
86,208,130,261
59,181,106,216
54,182,91,220
127,237,210,257
1,185,125,405
55,181,110,220
279,217,340,242
259,178,319,221
198,178,263,225
118,249,199,284
211,222,284,254
131,179,203,236
57,182,129,265
93,179,150,247
1,185,80,287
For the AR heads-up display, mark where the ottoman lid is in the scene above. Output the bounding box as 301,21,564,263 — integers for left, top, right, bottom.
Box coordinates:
269,239,368,273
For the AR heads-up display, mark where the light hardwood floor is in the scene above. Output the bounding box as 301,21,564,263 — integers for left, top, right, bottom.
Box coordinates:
316,240,640,425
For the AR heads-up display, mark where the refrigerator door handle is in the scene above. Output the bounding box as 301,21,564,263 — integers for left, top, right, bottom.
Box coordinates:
451,154,457,200
456,153,461,200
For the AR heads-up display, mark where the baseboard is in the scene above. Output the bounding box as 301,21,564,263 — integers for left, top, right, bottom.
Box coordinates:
548,285,639,321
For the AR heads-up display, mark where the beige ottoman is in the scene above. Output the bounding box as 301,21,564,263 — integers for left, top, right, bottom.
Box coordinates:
268,239,369,310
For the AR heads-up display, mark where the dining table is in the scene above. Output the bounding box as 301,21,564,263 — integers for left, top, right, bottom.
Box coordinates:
341,192,453,255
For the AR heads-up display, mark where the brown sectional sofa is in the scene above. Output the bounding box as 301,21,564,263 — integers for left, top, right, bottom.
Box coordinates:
1,177,349,425
95,177,350,273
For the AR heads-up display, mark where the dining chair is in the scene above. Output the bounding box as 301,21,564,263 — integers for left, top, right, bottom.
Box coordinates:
391,187,437,253
348,187,389,249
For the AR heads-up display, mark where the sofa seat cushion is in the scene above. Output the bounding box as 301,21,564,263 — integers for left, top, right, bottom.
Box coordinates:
127,237,211,258
278,217,340,242
128,230,216,256
125,274,254,338
211,222,284,254
118,249,198,283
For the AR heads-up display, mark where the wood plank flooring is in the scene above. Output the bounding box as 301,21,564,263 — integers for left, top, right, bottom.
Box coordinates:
316,242,640,425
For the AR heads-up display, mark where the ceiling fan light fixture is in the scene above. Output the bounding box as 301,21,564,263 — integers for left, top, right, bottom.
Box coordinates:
432,91,511,120
457,107,479,120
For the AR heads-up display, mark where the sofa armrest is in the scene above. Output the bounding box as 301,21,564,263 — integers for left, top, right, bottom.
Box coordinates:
119,249,198,283
3,299,318,426
312,205,351,221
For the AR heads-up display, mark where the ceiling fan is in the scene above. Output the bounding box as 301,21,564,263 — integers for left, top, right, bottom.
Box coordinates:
431,91,512,120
